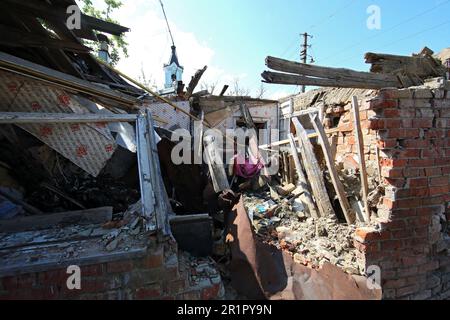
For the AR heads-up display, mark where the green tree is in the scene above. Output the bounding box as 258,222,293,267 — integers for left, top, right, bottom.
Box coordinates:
79,0,128,66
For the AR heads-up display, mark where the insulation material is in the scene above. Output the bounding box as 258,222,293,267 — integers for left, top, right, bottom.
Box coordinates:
0,71,117,177
144,101,191,131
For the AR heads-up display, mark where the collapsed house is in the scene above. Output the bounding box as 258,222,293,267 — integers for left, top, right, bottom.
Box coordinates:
0,0,227,300
0,1,448,301
245,48,449,300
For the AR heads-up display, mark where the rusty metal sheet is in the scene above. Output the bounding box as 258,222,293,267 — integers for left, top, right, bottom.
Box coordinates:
226,195,382,300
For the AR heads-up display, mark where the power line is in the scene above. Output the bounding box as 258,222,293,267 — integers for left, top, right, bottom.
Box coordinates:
308,0,357,31
334,18,450,66
159,0,175,47
277,0,356,59
321,0,450,64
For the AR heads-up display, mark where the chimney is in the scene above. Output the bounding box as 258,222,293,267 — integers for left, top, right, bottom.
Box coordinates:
97,34,111,64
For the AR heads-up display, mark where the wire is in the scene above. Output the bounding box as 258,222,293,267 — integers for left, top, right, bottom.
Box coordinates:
335,18,450,66
159,0,175,47
308,0,357,31
321,0,450,64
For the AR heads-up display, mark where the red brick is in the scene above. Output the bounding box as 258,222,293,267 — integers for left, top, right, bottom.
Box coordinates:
392,229,414,239
403,168,425,178
383,279,407,289
409,159,435,167
81,265,104,277
422,195,444,205
107,261,134,273
435,157,450,166
142,251,164,269
429,185,449,196
201,283,221,300
354,228,391,243
412,119,434,128
381,158,408,168
383,119,401,129
370,99,398,109
135,284,162,300
409,187,429,197
425,167,442,177
381,167,403,178
422,148,442,159
383,109,400,117
402,256,428,267
396,198,422,209
382,240,404,251
409,178,428,188
384,178,406,188
402,139,429,149
381,219,406,230
429,176,448,187
378,139,398,149
397,285,420,297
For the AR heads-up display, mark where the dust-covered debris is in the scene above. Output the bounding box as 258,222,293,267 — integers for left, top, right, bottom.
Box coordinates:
243,192,364,275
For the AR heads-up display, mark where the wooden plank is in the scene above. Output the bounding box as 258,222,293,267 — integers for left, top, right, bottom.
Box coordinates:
0,52,138,108
259,127,345,150
145,110,171,236
310,114,354,224
0,25,91,52
186,66,207,99
266,56,397,83
204,134,230,193
288,155,296,185
0,207,113,233
365,51,447,79
0,189,43,216
288,133,319,218
0,112,139,124
262,71,399,89
136,114,157,232
292,117,335,218
352,96,371,223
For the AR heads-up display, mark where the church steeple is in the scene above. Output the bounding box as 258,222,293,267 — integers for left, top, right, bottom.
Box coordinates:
164,45,184,89
169,45,181,67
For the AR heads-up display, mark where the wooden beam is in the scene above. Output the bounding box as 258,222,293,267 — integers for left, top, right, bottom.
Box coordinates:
266,56,397,83
262,71,399,89
259,126,346,150
0,189,43,216
292,117,335,218
219,85,229,96
310,114,354,224
288,133,319,218
0,207,113,234
186,66,207,99
0,112,138,124
0,52,138,108
0,25,91,52
352,96,371,223
365,51,447,79
204,134,230,193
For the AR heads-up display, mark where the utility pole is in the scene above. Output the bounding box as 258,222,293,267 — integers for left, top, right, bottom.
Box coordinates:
300,32,313,93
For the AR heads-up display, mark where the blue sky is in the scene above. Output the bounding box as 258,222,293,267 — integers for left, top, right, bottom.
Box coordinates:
104,0,450,99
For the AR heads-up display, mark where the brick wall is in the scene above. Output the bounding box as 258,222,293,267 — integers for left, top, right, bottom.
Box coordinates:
351,87,450,300
0,238,224,300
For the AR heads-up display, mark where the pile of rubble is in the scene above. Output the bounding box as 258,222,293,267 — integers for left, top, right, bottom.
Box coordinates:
243,192,363,275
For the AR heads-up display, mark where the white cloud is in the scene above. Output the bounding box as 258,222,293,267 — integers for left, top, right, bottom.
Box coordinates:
83,0,233,90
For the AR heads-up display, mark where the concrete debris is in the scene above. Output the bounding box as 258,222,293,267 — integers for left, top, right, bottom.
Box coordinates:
243,192,362,275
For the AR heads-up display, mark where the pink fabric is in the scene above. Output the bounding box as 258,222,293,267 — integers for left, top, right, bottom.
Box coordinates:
233,154,264,178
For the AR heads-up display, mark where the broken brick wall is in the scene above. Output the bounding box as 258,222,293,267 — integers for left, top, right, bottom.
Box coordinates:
0,238,224,300
352,87,450,300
